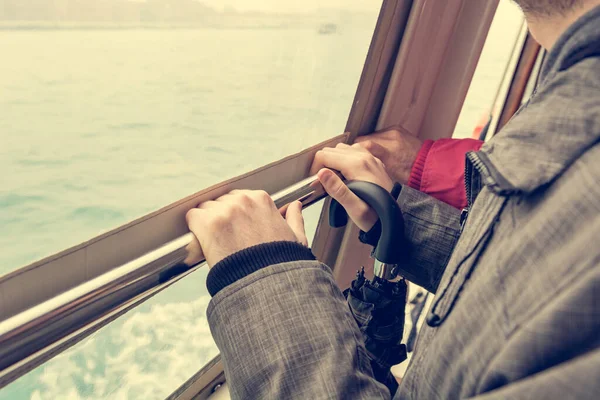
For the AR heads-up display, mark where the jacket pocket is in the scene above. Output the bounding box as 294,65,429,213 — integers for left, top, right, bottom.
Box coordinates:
426,190,509,327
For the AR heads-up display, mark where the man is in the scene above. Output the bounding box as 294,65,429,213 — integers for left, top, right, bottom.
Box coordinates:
186,1,600,398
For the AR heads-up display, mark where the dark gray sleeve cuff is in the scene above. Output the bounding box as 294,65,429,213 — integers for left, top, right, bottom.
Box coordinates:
206,241,316,296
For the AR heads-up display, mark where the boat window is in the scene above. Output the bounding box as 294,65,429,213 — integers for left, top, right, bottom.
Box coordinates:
453,0,524,139
0,0,380,397
0,1,381,274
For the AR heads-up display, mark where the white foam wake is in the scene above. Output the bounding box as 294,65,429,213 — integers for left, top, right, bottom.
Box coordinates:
14,295,218,400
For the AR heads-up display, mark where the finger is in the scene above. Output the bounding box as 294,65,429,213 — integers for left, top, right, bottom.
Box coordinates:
186,207,202,227
335,142,352,149
197,200,219,210
310,148,358,176
324,146,358,154
310,149,327,175
215,189,253,205
220,188,252,199
310,145,363,175
186,208,209,242
323,146,369,158
183,235,205,266
278,203,290,217
285,201,308,246
351,142,372,153
317,168,378,231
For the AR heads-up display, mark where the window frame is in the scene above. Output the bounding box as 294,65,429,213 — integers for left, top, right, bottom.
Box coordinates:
483,23,542,140
1,0,405,388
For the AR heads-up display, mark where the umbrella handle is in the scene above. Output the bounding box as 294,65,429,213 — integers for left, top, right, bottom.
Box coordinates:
328,181,409,280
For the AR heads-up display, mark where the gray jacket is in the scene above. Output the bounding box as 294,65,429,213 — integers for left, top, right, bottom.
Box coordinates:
206,7,600,399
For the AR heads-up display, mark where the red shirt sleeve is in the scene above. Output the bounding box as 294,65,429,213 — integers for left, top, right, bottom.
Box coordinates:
407,138,484,209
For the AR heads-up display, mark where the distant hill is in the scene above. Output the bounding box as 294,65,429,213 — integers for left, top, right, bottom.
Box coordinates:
0,0,218,22
0,0,380,31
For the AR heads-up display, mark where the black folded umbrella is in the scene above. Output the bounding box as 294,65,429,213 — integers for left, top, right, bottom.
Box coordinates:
344,268,408,395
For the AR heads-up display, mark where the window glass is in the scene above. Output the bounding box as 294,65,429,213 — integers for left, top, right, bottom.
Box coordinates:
0,0,379,397
0,0,381,273
453,0,524,139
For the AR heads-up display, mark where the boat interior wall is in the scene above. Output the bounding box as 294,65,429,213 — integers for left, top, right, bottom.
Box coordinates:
343,0,413,143
323,0,500,290
377,0,500,140
0,134,346,323
496,33,541,132
483,21,542,140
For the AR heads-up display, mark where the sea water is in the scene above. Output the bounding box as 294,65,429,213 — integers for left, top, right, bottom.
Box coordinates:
0,5,523,399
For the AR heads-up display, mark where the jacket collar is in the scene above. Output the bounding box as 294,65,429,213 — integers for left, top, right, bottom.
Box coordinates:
474,5,600,195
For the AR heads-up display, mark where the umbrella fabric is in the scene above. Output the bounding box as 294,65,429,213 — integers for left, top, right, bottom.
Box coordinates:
345,268,408,395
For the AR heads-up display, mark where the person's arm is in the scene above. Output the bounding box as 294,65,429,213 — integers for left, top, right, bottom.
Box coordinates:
188,146,462,398
355,128,483,209
208,257,392,400
187,193,391,399
205,188,461,398
407,138,483,209
310,145,462,293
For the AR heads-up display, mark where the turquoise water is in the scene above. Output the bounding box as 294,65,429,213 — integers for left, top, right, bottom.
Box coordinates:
0,2,524,398
0,21,376,273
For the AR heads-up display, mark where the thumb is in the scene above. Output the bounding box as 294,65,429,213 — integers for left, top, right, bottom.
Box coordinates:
317,168,378,232
285,201,308,246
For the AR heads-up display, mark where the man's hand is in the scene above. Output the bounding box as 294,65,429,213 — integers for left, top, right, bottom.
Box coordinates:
310,144,394,232
354,127,423,184
186,191,307,267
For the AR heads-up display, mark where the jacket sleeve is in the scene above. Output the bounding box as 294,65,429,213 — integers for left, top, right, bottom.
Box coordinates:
207,262,392,400
394,186,462,293
408,138,483,209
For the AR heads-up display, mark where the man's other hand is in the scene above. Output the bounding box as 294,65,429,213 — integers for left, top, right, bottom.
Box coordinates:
186,191,307,267
354,127,423,184
310,144,394,232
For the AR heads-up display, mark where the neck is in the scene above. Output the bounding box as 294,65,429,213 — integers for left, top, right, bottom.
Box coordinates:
526,1,600,50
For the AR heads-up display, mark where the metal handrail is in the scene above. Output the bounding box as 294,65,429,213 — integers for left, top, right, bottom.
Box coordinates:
0,174,332,386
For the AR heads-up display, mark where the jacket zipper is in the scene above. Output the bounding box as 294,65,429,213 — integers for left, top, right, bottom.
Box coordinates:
460,151,484,232
460,157,473,232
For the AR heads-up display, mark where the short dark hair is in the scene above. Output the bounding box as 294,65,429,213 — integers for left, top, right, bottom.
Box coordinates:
513,0,584,16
